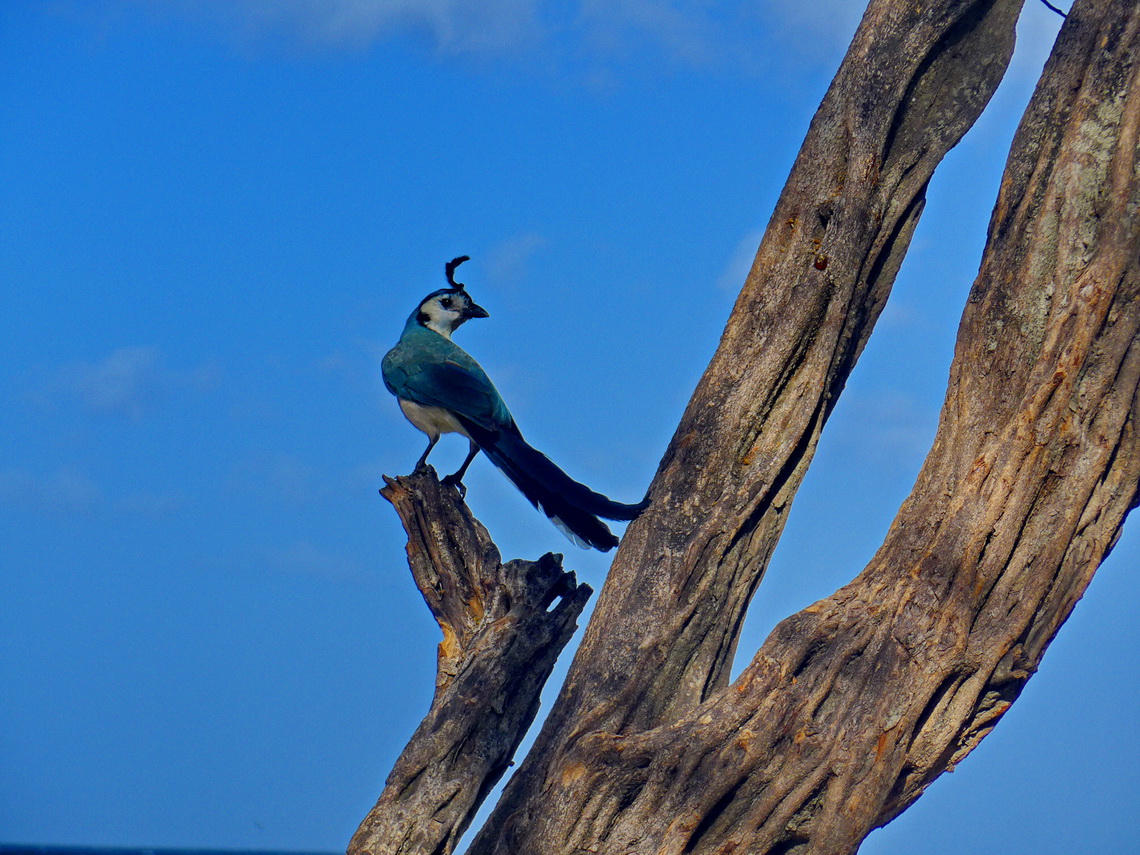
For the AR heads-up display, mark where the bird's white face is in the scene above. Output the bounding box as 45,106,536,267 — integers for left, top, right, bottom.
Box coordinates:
416,290,488,339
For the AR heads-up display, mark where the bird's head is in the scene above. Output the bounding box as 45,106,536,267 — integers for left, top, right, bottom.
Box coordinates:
413,255,489,339
415,288,489,338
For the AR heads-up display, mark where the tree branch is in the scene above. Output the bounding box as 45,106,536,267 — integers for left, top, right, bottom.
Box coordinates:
352,1,1138,853
468,0,1140,852
470,0,1027,849
348,468,591,855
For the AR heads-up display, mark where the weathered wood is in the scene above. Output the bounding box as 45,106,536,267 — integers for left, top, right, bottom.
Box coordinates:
351,0,1140,853
348,468,591,855
468,0,1028,851
466,0,1140,852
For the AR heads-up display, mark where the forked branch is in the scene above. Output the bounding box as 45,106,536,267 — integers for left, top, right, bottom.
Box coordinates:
469,0,1140,852
352,0,1139,853
348,468,591,855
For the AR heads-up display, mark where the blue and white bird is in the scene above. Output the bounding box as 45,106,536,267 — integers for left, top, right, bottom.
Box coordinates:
382,256,648,551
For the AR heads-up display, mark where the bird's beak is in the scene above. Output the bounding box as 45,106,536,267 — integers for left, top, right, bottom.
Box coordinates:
464,302,490,319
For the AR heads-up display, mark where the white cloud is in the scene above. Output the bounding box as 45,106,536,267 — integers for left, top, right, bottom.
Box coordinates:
264,540,367,581
58,346,164,418
0,467,186,516
229,454,325,505
45,346,219,419
878,300,929,331
96,1,1069,91
577,0,730,68
348,459,389,491
484,233,549,288
114,0,824,72
760,0,864,62
716,229,761,292
137,0,545,53
117,0,1071,84
116,488,187,516
0,467,102,515
832,391,936,472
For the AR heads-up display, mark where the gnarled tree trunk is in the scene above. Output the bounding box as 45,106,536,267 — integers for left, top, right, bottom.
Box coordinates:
351,0,1140,852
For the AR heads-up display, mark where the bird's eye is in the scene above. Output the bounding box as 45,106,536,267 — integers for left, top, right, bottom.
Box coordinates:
440,297,453,309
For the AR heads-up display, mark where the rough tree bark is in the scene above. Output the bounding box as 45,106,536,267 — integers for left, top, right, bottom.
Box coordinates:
348,472,591,855
351,0,1140,852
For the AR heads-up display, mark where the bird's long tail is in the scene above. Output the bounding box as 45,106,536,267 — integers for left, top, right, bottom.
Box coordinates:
457,418,648,551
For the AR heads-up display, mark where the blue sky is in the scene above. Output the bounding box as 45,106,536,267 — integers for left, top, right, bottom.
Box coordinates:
2,1,1136,852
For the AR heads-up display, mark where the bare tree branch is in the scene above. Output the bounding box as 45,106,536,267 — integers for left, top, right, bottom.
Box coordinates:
470,0,1027,848
348,469,591,855
467,0,1140,852
352,0,1140,853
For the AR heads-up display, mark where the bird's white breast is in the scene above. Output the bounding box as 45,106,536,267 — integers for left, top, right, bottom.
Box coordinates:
399,399,469,438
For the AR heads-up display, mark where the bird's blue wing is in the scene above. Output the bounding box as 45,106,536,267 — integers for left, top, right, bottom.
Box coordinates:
384,343,513,432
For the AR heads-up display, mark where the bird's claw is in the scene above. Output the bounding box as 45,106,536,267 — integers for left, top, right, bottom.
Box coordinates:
441,474,467,498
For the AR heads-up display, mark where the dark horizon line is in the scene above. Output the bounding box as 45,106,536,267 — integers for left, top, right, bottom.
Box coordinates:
0,846,340,855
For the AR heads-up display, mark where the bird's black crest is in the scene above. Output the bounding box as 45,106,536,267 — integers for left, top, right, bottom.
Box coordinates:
445,255,470,291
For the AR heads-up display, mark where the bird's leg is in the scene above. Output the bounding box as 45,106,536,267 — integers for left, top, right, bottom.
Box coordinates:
414,435,439,472
442,440,479,498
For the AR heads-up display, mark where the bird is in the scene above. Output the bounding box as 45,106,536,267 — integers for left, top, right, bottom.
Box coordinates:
382,256,648,551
